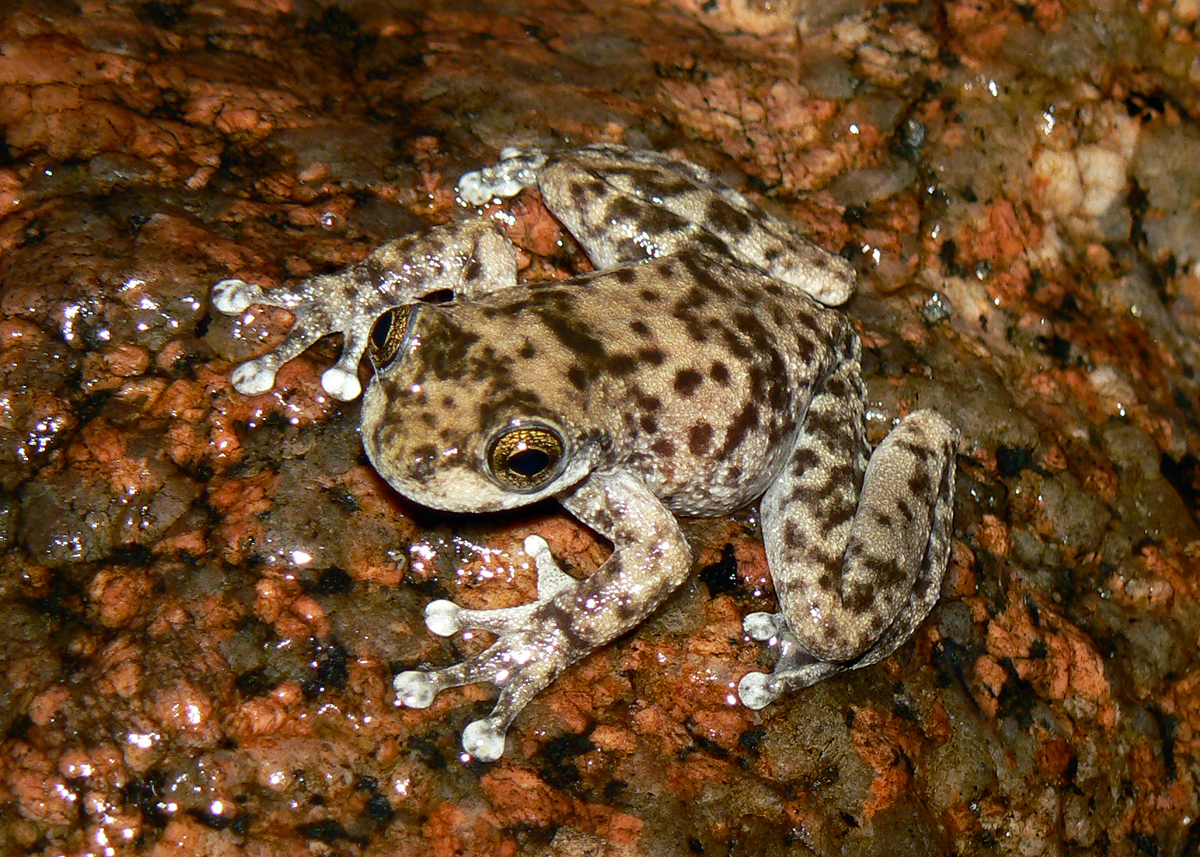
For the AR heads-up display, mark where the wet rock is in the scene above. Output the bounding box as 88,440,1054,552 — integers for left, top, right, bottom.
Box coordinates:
3,0,1200,854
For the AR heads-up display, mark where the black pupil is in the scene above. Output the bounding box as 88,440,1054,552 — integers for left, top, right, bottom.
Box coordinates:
506,448,550,478
370,311,394,351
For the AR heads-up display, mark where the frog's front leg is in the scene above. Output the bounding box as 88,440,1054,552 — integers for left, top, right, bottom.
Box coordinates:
738,335,957,709
211,219,516,400
393,471,692,761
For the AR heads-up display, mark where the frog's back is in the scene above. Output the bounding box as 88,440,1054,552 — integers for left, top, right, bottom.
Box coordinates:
477,250,853,515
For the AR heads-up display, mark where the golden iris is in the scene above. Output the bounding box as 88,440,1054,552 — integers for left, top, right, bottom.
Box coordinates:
487,425,565,491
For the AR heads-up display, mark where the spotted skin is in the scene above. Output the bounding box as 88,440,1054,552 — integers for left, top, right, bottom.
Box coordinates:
212,144,957,762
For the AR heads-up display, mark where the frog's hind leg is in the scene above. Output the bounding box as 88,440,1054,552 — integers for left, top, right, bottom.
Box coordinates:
739,350,956,709
458,144,854,304
534,145,856,306
395,472,692,761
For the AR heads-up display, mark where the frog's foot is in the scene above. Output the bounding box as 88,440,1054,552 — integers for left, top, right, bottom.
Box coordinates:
212,272,373,400
737,613,844,710
393,535,577,762
212,220,520,401
458,148,549,206
213,276,362,398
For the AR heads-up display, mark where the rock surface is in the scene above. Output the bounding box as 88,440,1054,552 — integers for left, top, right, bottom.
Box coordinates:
1,0,1199,854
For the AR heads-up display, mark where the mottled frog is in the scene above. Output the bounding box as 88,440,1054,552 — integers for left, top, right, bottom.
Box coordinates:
212,144,957,762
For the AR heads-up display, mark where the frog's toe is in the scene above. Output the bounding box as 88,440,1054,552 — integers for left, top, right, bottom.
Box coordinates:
393,671,439,708
212,278,262,315
394,657,485,709
230,358,279,396
320,365,362,402
743,611,782,642
737,671,779,710
740,617,846,709
418,538,573,641
424,600,463,637
523,534,550,558
741,656,844,711
524,535,576,601
462,717,507,762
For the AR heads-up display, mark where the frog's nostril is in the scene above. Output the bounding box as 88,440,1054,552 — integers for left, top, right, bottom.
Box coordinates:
409,448,438,481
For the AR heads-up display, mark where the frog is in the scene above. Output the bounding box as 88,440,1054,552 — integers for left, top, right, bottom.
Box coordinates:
211,144,957,762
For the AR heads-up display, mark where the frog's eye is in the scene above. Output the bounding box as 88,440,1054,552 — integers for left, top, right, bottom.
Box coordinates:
367,307,412,370
486,424,567,492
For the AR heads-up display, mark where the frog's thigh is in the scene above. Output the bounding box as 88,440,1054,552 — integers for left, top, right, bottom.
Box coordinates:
840,409,956,667
764,404,956,653
567,146,855,305
536,154,702,269
535,146,771,271
538,147,854,305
